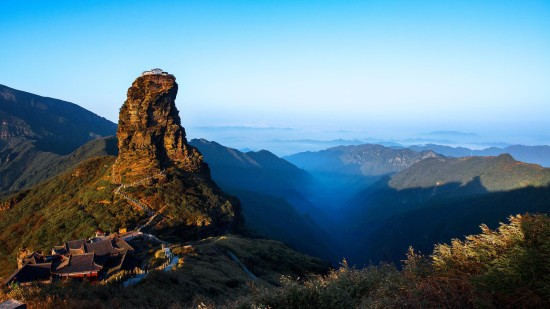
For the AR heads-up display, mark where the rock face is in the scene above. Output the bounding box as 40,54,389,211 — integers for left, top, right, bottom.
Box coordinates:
109,69,241,238
112,71,203,183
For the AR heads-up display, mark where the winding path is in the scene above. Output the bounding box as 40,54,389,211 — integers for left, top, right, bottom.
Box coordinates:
227,250,258,280
114,171,181,287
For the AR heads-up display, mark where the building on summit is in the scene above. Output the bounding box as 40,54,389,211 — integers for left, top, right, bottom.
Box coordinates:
140,68,172,76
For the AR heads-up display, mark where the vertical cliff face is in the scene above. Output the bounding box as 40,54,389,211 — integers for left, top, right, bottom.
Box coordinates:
110,69,241,238
112,72,203,183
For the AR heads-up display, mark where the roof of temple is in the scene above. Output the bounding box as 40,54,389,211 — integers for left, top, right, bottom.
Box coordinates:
85,238,115,256
3,263,51,285
53,253,102,275
66,239,86,250
54,236,134,257
21,251,46,265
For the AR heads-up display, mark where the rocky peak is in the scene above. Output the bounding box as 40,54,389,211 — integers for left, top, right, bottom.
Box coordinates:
112,70,203,183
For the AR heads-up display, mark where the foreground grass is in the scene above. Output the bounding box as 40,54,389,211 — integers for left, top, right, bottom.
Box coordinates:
234,213,550,309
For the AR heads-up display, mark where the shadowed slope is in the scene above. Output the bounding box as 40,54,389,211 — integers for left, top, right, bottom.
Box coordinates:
343,154,550,265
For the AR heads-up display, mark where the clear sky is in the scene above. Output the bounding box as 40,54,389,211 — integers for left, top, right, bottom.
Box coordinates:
1,0,549,148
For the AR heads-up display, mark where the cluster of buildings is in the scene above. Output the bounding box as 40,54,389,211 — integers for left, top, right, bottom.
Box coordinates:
140,68,172,77
2,233,139,286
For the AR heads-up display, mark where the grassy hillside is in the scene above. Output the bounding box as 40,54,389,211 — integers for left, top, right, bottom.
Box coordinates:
390,154,550,191
0,156,142,276
0,136,117,194
0,153,240,277
2,214,547,308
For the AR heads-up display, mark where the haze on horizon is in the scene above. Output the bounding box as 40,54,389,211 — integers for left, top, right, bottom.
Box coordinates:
1,0,549,151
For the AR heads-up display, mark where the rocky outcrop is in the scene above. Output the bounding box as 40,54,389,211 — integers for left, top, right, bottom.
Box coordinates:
112,72,203,183
0,191,27,212
109,69,241,238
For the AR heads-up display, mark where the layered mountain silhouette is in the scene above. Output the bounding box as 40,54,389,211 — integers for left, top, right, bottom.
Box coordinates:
0,84,116,193
409,143,550,167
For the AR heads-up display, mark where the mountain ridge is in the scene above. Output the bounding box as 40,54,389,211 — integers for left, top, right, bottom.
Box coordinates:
342,153,550,265
409,143,550,167
0,84,117,193
0,84,116,154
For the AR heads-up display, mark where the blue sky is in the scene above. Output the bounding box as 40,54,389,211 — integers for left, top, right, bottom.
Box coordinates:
1,0,549,150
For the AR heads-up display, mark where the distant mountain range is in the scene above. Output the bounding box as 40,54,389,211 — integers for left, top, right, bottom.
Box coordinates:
409,144,550,167
286,144,440,177
282,142,550,266
0,84,116,193
0,84,116,153
285,144,441,207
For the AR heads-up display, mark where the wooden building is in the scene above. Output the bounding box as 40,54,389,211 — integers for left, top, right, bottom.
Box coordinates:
3,236,137,286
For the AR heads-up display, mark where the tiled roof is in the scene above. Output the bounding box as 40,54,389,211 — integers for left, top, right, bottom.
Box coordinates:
22,251,45,265
53,253,102,275
65,239,86,250
85,239,114,256
3,263,51,286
